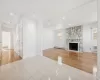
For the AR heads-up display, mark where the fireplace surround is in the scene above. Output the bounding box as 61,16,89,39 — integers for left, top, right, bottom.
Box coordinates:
66,26,83,51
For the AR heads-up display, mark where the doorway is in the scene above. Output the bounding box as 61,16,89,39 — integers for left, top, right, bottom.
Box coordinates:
0,29,22,65
2,31,11,50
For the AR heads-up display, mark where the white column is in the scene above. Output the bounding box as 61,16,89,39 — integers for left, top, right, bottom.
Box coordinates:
36,19,44,56
0,24,2,65
22,18,37,58
97,0,100,79
0,24,2,49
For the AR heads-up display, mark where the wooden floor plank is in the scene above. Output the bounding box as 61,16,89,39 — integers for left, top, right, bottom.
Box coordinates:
43,48,97,73
0,49,22,66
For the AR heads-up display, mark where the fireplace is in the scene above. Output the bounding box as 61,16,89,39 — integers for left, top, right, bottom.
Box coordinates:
69,43,78,51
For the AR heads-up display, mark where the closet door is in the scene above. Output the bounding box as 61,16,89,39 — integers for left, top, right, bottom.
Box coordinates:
0,25,2,65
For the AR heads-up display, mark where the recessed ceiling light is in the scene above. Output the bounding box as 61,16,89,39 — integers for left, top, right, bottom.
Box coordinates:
48,23,51,25
32,14,35,17
7,21,11,24
32,12,36,18
62,16,65,20
10,13,14,16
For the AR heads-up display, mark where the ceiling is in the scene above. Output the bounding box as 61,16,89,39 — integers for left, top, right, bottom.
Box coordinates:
0,0,97,28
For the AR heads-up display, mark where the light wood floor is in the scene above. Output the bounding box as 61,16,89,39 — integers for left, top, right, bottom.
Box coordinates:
43,48,97,74
0,49,22,66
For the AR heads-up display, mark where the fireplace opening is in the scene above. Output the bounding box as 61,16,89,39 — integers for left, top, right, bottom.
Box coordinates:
69,43,78,51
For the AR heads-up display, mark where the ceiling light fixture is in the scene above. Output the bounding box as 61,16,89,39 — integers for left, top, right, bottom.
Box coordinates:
62,16,65,20
57,33,62,37
7,21,11,24
10,13,14,16
48,22,50,25
32,14,36,18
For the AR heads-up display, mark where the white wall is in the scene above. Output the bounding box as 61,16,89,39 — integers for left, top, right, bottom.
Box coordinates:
83,22,97,52
11,18,55,58
54,29,66,48
36,21,44,55
36,21,55,55
97,0,100,79
42,28,54,50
